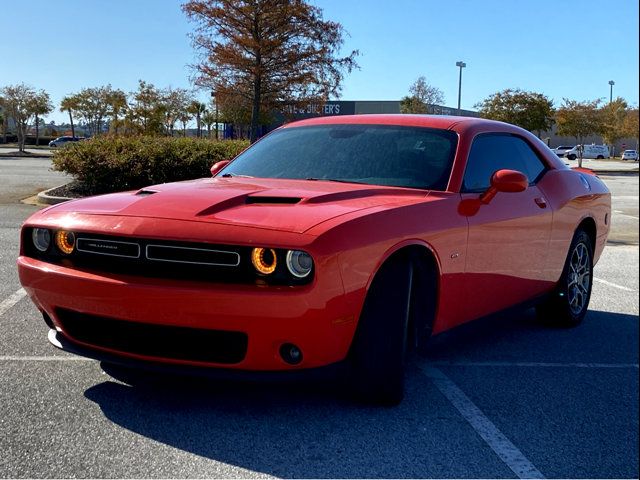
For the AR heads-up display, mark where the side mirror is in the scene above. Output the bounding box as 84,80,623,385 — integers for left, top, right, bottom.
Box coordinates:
480,169,528,204
210,160,230,176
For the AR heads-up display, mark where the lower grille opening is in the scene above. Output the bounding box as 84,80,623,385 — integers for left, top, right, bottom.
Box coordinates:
55,308,248,364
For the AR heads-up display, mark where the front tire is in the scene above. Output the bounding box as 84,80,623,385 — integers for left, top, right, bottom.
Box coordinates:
349,258,412,406
537,230,593,327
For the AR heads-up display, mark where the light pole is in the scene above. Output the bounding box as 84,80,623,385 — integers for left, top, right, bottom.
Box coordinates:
608,80,615,103
456,61,466,114
210,91,219,140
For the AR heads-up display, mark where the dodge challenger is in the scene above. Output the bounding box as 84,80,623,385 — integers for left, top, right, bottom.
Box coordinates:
17,115,611,405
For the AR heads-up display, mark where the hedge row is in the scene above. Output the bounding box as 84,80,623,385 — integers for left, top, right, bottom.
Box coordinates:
0,135,53,144
52,136,249,194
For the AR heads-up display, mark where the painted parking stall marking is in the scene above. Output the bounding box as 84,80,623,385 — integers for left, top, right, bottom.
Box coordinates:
421,366,545,479
0,288,26,317
0,356,92,362
594,277,638,292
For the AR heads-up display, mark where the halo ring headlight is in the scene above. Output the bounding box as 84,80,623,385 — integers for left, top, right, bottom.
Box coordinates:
251,247,277,275
55,230,76,255
32,228,51,252
286,250,313,278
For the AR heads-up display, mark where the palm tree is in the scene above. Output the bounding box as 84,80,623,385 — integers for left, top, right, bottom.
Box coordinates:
60,95,78,138
188,101,206,137
202,109,217,138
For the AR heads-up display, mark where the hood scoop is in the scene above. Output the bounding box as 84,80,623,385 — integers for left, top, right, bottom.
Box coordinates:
136,189,159,196
245,196,301,205
195,193,301,217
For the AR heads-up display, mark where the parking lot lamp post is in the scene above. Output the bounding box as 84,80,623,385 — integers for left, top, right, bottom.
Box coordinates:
456,61,466,114
211,91,219,140
608,80,615,103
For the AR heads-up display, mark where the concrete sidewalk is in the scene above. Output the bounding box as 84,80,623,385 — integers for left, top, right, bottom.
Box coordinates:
563,158,638,174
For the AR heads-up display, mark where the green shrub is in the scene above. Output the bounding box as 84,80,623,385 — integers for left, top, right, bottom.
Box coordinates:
52,136,249,194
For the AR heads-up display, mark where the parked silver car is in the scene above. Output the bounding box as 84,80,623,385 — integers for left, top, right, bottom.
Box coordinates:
48,136,81,148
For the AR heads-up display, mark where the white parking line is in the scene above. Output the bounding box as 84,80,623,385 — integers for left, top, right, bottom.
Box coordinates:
0,356,92,361
428,361,639,369
0,288,27,317
421,366,545,479
594,277,638,292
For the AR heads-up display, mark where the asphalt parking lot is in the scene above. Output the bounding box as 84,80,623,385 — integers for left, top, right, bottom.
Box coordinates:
0,158,638,478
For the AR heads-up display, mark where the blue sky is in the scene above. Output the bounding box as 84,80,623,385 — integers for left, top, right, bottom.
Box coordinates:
2,0,638,124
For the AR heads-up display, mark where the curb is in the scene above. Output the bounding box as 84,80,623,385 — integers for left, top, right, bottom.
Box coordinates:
590,169,639,175
0,153,53,159
37,185,73,205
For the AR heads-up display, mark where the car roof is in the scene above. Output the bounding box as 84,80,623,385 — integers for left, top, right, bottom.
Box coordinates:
282,114,506,131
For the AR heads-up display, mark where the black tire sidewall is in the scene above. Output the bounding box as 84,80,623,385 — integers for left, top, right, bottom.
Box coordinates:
541,230,594,327
349,259,411,405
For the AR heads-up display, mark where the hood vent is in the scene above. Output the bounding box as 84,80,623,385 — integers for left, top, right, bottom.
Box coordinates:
245,196,301,205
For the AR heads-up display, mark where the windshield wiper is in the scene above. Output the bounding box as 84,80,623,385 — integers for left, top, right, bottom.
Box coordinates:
221,173,254,178
305,177,368,185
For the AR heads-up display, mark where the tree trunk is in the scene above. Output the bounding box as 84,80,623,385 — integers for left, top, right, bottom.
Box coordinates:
250,74,261,143
35,114,40,146
18,123,26,152
577,137,583,169
68,109,75,138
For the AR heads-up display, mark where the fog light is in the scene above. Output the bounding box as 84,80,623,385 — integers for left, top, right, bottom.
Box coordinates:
280,343,303,365
55,230,76,254
251,247,277,275
285,250,313,278
32,228,51,252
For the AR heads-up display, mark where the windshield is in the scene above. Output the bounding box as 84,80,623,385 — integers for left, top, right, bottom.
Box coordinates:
220,125,458,190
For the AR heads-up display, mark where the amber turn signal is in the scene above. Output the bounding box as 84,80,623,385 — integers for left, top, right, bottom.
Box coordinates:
55,230,76,254
251,247,277,275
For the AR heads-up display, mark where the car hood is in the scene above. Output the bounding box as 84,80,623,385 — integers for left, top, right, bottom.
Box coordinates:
47,177,431,234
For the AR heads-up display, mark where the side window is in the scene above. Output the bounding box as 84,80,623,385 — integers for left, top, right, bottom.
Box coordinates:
462,134,546,192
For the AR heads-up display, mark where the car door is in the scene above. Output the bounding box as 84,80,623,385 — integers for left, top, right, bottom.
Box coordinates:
461,133,553,320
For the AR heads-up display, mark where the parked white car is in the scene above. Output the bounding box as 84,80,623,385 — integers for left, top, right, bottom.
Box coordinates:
621,150,638,161
564,144,610,160
551,145,575,157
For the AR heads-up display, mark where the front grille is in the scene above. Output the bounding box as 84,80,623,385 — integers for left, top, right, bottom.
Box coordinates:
146,244,240,266
56,308,248,364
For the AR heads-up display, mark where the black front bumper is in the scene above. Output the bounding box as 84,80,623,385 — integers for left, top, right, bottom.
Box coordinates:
48,328,345,384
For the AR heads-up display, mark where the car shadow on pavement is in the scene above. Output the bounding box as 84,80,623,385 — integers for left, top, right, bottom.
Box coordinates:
83,308,638,478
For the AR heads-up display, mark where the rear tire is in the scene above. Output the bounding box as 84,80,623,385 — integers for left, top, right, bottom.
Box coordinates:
349,258,412,406
567,154,577,160
536,230,593,327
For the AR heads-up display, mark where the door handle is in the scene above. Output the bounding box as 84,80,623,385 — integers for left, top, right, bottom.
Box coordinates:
534,197,547,208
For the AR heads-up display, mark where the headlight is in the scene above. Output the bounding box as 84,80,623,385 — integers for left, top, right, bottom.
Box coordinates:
32,228,51,252
55,230,76,255
251,247,277,275
286,250,313,278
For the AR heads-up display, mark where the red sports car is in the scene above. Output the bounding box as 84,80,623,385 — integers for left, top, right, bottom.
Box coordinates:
18,115,610,405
